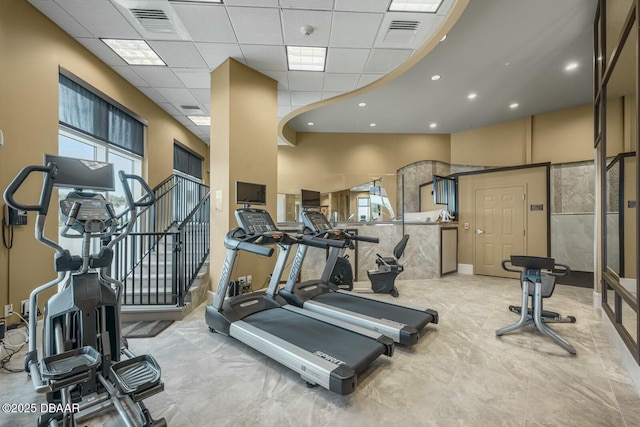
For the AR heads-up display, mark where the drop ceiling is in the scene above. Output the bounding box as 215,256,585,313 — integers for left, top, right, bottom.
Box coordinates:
27,0,597,146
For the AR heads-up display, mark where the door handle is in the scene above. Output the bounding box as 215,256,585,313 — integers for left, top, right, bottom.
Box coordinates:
476,229,484,235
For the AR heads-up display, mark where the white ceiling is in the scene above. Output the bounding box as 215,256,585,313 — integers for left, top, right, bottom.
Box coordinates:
27,0,598,146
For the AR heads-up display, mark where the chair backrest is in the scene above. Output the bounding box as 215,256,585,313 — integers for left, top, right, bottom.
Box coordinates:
393,234,410,259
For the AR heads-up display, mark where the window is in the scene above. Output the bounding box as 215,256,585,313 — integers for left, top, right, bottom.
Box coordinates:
173,141,203,181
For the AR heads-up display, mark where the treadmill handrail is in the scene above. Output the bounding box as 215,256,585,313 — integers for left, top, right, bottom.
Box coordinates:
300,234,347,249
237,241,274,257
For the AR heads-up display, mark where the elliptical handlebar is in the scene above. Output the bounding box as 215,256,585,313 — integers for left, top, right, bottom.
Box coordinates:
3,163,58,215
118,171,155,208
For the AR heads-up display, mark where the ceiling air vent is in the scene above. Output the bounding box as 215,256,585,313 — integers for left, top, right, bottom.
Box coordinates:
181,105,201,111
384,20,421,44
130,8,177,35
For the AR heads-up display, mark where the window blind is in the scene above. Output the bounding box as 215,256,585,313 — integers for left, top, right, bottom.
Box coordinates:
174,142,203,180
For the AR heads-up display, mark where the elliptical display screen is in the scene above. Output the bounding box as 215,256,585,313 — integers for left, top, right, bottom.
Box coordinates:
303,210,332,231
44,154,115,191
236,181,266,206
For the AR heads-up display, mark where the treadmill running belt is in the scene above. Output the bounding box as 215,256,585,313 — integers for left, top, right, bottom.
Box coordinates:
313,292,433,331
242,308,384,374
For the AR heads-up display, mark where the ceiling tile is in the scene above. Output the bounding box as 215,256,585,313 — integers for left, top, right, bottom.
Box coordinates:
148,41,208,68
330,12,384,48
363,48,412,73
171,3,237,42
279,0,334,9
278,106,292,118
56,0,140,38
28,0,92,37
260,71,290,90
138,87,168,103
191,89,211,108
326,48,371,73
357,74,384,88
195,43,245,70
288,72,325,91
174,69,211,89
112,66,149,87
156,88,200,106
225,0,279,5
334,0,391,12
76,38,128,66
290,91,322,105
227,7,283,45
322,91,345,100
323,73,360,92
278,91,292,106
158,102,182,116
131,67,185,88
282,9,332,47
241,45,287,71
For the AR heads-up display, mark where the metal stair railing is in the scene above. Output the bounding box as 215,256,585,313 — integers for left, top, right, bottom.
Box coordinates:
112,175,210,306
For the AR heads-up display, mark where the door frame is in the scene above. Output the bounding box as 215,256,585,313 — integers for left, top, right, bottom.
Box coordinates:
455,162,551,259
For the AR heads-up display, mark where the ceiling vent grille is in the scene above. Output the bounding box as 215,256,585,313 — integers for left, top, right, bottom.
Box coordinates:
384,20,421,44
389,20,421,31
129,8,177,35
181,105,201,110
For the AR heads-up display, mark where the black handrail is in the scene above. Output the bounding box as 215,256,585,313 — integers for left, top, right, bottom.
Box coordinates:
113,174,210,306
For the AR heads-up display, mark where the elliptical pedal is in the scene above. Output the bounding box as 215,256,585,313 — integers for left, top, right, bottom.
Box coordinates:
110,355,163,401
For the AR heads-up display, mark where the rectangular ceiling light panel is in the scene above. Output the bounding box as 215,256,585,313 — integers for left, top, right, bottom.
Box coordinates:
188,115,211,126
287,46,327,71
102,39,166,65
389,0,443,12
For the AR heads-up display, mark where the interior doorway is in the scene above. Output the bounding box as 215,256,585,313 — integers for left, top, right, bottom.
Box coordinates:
474,185,526,277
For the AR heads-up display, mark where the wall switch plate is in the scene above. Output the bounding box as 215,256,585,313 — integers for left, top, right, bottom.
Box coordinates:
247,275,252,285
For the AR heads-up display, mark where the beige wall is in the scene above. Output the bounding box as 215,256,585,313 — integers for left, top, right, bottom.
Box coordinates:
0,0,209,321
458,166,548,266
532,104,594,163
278,132,451,219
451,118,529,166
210,59,278,287
624,156,637,279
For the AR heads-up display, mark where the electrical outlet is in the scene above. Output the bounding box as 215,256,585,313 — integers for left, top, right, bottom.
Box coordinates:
21,300,29,317
4,304,13,318
238,276,246,287
247,275,252,285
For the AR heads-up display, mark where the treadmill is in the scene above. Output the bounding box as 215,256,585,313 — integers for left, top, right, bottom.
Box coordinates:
205,206,393,395
279,210,439,346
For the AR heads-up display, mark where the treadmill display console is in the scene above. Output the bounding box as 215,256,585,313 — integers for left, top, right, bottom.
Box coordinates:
236,210,277,235
303,211,332,232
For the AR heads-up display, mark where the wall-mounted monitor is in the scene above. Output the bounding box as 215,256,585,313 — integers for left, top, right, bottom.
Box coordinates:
300,189,321,208
44,154,115,191
236,181,266,206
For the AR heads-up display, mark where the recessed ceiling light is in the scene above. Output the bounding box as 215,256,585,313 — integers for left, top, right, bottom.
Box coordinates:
509,103,519,109
102,39,166,66
440,34,447,42
565,62,578,71
429,123,437,128
505,61,511,66
286,46,327,72
307,122,315,126
188,115,210,126
430,74,441,81
358,102,367,107
389,0,443,13
467,93,477,100
370,123,376,127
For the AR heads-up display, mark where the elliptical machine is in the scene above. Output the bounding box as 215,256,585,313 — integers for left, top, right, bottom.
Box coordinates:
3,160,166,426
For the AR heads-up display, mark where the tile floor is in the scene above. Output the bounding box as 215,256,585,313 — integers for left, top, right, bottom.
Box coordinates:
2,274,640,426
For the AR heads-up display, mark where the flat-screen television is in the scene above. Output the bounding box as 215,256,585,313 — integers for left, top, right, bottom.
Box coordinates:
300,189,321,208
44,154,115,191
236,181,266,206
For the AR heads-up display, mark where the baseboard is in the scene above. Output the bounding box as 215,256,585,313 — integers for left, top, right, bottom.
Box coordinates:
457,264,473,275
593,291,602,310
602,313,640,395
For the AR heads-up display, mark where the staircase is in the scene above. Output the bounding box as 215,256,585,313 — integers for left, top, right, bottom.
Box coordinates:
111,174,210,321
